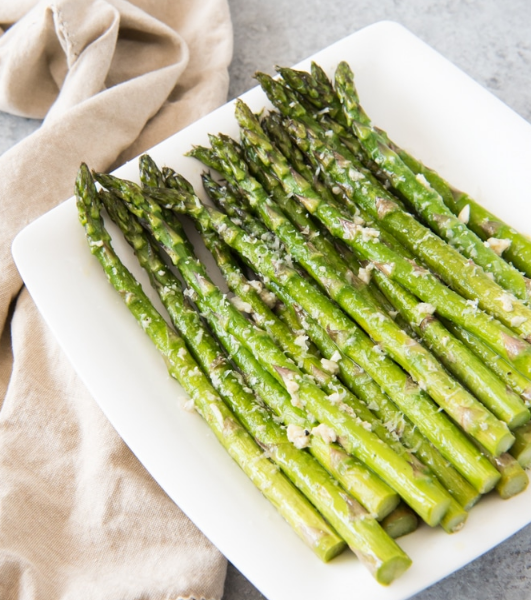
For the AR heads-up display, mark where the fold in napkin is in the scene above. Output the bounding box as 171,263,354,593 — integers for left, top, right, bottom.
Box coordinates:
0,1,233,598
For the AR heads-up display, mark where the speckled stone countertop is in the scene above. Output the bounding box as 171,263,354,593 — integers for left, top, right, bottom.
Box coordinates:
3,2,531,599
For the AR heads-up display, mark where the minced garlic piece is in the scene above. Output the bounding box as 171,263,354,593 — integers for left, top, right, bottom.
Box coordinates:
230,295,253,313
417,303,436,316
458,204,470,224
327,390,346,404
511,316,527,328
358,266,372,284
312,423,337,444
294,334,309,349
183,399,195,412
286,379,300,395
321,357,339,374
415,173,431,188
361,227,380,242
500,294,514,312
485,237,511,256
330,350,342,363
287,424,310,449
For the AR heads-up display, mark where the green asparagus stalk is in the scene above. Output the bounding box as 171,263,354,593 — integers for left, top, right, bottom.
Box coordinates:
276,65,339,116
490,454,529,499
280,63,344,112
380,503,418,540
95,170,453,527
230,102,513,457
75,164,345,564
510,423,531,469
202,172,286,260
333,61,529,302
442,321,531,405
187,146,284,252
101,187,415,581
255,71,366,165
286,120,531,379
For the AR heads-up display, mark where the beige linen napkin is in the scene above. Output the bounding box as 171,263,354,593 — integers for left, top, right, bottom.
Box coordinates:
0,1,234,598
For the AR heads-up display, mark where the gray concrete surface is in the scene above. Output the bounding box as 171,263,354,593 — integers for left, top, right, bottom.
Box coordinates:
2,1,531,599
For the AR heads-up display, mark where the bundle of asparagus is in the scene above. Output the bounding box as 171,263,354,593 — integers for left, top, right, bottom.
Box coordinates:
75,60,531,586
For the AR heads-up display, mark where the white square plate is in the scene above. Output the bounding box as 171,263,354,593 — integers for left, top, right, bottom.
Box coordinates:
12,21,531,600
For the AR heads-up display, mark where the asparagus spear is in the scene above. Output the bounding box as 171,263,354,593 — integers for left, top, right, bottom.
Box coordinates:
437,325,531,469
276,64,342,119
409,158,531,281
228,103,514,456
74,163,345,564
510,423,531,469
380,503,418,540
254,71,366,166
286,120,531,379
441,321,531,405
201,171,288,266
489,454,529,499
101,187,413,581
333,61,529,301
